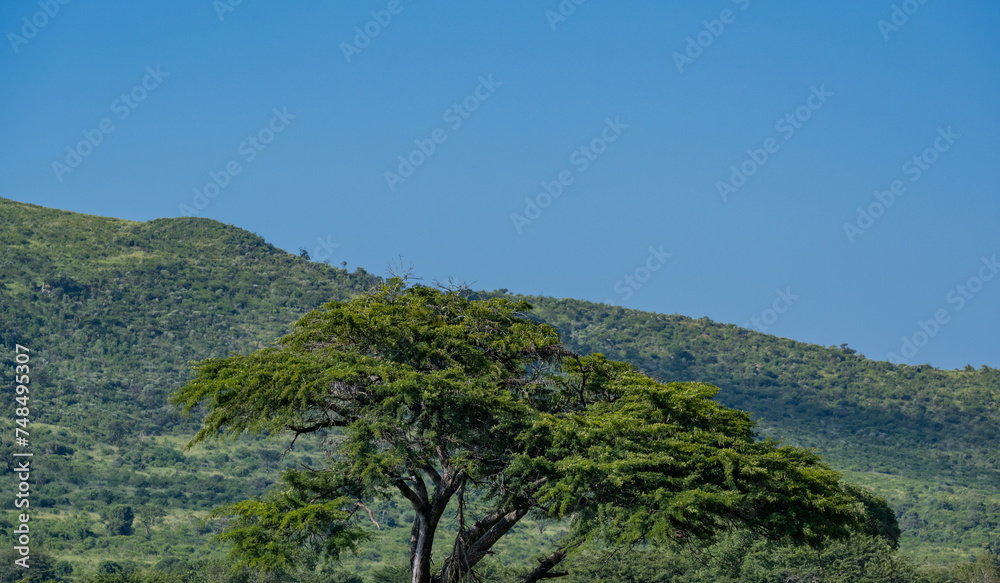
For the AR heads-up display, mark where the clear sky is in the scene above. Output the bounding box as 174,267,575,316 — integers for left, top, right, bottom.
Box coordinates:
2,0,997,369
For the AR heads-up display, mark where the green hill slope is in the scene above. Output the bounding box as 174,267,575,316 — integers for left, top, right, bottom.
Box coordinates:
0,198,378,435
511,296,1000,560
0,198,381,575
0,197,997,575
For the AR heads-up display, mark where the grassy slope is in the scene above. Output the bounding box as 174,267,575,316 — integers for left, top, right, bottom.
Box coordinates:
1,197,997,573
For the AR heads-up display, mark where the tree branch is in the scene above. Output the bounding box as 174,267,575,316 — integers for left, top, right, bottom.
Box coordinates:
465,507,513,545
520,539,585,583
285,420,338,435
409,469,430,505
465,507,530,564
395,479,426,513
423,461,443,489
463,494,535,549
354,501,381,529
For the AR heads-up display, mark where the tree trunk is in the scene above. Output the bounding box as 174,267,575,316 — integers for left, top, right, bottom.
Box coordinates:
411,514,435,583
410,502,447,583
410,515,423,581
400,466,465,583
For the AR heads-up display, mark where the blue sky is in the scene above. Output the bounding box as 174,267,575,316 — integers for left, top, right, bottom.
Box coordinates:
2,0,998,369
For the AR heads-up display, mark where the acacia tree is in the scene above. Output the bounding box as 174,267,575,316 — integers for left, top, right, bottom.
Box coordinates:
171,280,897,583
136,504,167,537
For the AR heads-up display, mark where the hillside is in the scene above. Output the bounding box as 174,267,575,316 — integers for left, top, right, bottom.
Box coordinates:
0,197,997,577
0,198,381,576
513,296,1000,559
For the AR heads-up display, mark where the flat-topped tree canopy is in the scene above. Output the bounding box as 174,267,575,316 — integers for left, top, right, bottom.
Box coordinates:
172,278,898,583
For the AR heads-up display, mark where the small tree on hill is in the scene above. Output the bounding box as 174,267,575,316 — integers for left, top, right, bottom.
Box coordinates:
101,504,134,536
136,504,167,537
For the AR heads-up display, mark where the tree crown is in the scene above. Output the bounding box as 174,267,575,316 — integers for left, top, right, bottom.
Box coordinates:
171,280,898,582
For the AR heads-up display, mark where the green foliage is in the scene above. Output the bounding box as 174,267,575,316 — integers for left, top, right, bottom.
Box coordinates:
369,564,411,583
174,280,894,582
515,356,892,551
174,279,572,579
207,473,369,570
0,548,61,582
136,505,167,537
564,533,929,583
498,293,1000,557
953,547,1000,582
101,505,135,536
